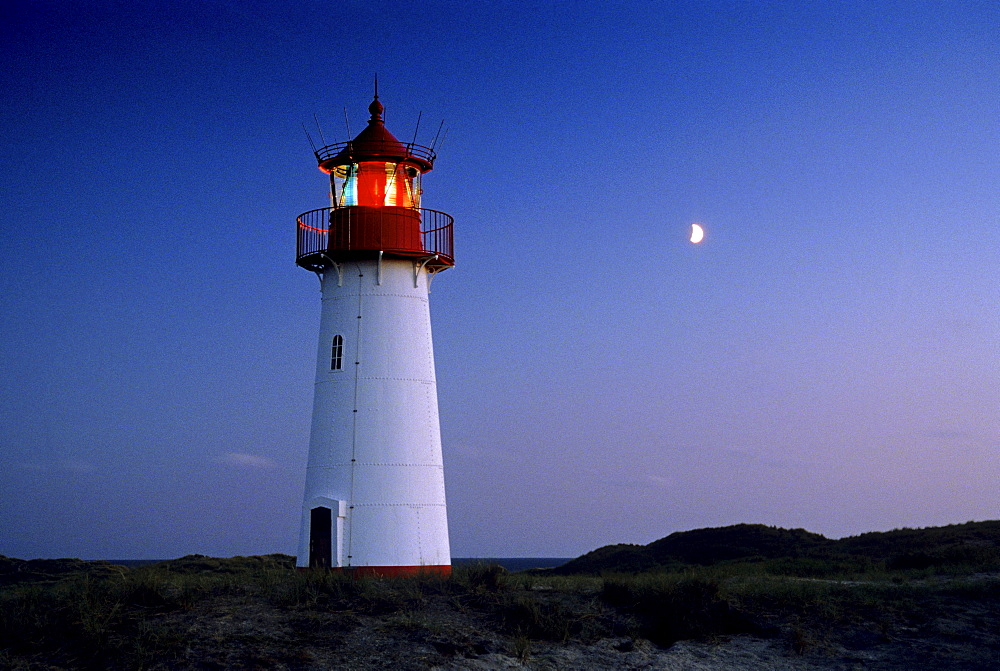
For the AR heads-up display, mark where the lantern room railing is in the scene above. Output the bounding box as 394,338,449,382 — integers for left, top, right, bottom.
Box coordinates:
314,141,437,167
296,207,454,271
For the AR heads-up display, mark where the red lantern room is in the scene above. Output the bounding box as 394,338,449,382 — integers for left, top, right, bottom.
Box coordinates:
296,94,454,272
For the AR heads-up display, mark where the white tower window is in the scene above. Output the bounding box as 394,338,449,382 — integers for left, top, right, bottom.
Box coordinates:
331,334,344,370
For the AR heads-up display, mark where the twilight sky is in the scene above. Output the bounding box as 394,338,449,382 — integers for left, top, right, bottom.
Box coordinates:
2,0,998,560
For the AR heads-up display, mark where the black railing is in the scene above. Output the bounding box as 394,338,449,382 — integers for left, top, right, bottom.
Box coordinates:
420,211,455,264
296,207,454,270
314,140,436,166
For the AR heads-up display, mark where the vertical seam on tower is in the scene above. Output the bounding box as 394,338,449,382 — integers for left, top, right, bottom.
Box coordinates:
415,505,423,565
346,263,364,566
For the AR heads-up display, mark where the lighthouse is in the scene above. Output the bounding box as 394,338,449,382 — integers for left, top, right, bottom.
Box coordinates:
294,92,454,576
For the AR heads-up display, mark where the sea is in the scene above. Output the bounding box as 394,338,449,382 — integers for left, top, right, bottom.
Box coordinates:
108,558,572,572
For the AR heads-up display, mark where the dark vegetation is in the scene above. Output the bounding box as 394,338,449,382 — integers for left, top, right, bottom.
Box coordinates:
553,520,1000,576
2,522,999,669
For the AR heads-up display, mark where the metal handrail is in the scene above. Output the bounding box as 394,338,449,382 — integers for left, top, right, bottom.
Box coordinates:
296,207,454,268
314,140,436,166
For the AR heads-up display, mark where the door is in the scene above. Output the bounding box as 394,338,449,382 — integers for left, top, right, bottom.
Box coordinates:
309,506,332,568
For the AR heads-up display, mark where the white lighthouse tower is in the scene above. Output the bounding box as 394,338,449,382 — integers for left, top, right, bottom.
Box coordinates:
294,92,454,576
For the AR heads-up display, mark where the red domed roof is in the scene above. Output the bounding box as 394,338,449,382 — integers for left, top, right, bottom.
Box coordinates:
316,96,435,174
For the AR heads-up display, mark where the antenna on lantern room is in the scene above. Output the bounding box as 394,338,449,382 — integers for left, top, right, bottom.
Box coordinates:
302,123,317,154
313,114,328,147
430,120,447,153
409,111,422,150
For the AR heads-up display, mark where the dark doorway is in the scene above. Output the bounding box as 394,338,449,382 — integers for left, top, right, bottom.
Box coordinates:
309,507,332,568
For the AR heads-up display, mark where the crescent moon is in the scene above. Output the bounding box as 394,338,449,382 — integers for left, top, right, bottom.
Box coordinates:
690,223,705,243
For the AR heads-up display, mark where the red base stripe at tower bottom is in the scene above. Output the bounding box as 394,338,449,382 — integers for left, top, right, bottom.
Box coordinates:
297,565,452,578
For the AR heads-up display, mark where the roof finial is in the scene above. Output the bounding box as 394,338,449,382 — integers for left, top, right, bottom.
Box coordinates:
369,73,384,121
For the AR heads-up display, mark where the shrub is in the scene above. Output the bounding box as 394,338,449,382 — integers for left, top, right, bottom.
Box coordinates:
461,563,509,592
499,592,577,642
600,573,757,646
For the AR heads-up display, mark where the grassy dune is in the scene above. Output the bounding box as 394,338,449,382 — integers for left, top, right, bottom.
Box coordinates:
2,523,999,669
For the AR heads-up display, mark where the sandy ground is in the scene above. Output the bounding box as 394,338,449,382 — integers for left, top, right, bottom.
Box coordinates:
142,584,998,670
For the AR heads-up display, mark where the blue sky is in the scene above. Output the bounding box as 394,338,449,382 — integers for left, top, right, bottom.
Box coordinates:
2,0,998,559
